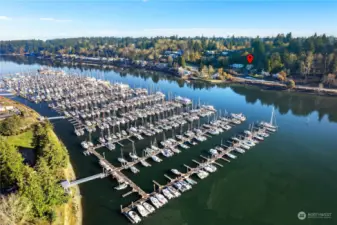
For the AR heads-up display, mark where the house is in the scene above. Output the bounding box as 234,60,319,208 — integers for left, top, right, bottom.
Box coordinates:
155,63,168,69
272,73,281,79
178,67,191,76
205,50,215,55
212,73,220,79
230,64,244,69
261,70,270,76
0,105,14,112
246,65,254,70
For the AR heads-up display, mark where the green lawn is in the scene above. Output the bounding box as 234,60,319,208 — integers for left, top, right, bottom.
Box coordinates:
4,129,34,148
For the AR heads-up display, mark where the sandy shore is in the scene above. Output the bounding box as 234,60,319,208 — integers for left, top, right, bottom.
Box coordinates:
65,162,83,225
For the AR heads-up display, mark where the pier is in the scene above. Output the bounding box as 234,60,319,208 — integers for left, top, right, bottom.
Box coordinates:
1,69,278,224
61,172,107,190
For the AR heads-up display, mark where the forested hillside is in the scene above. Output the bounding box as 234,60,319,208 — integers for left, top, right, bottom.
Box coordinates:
1,34,337,77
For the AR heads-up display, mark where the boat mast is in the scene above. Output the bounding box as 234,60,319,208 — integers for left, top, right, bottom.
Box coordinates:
270,107,274,125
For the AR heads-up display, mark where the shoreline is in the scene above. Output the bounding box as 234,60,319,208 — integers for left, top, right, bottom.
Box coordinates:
65,162,83,225
194,77,337,97
2,55,337,97
0,96,83,225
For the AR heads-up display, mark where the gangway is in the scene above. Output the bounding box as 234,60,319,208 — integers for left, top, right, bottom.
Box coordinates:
61,172,107,190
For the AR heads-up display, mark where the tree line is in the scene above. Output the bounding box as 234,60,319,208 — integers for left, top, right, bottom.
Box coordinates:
1,33,337,78
0,122,69,224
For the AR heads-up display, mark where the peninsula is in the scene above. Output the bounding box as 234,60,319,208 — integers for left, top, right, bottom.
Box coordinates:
0,96,82,225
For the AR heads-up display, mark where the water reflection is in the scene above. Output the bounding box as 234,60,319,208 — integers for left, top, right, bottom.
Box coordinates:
1,56,337,123
230,85,337,122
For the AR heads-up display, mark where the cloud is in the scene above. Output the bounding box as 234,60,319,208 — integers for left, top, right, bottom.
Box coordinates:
0,16,12,21
39,17,72,22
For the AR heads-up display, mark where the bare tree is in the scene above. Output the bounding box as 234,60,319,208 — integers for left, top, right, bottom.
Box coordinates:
0,194,31,225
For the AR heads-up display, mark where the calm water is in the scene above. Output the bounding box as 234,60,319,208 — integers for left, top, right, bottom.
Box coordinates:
1,57,337,225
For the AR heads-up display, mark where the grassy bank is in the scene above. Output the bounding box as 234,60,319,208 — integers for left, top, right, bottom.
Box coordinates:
0,99,82,225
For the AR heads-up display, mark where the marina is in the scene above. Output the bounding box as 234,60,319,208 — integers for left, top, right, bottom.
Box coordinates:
1,61,337,225
1,68,277,223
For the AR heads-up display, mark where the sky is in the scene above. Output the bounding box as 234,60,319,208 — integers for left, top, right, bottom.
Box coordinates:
0,0,337,40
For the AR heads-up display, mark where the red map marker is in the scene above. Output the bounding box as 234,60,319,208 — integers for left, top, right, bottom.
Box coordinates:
246,54,254,64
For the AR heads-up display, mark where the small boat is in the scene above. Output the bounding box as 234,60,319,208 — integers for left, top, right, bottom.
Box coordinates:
186,177,197,185
155,193,168,204
151,155,162,162
171,169,182,175
81,141,89,149
127,210,141,223
150,196,162,209
231,113,246,121
118,157,128,163
162,188,174,200
226,153,237,159
253,134,264,141
235,147,245,154
129,152,138,160
130,166,139,174
106,142,116,150
167,186,181,197
140,160,151,167
142,202,155,214
115,183,128,190
209,148,218,156
136,204,149,217
197,170,209,179
179,143,190,149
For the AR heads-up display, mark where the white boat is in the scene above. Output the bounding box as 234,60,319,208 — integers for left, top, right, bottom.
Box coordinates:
244,130,252,136
240,143,250,150
136,204,149,217
142,202,155,214
171,169,181,175
130,166,139,174
197,170,209,179
235,147,245,154
176,135,184,140
162,188,174,200
226,153,237,159
81,141,89,149
155,193,168,204
114,183,128,190
127,210,141,223
186,177,197,185
209,148,218,156
167,186,181,197
195,135,207,142
179,143,190,149
208,129,219,135
106,142,116,150
129,152,138,160
231,113,246,121
253,134,264,141
150,196,162,208
151,155,162,162
118,157,128,163
140,160,151,167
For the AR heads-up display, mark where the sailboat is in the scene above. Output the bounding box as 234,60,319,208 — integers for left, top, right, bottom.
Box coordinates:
260,107,278,130
129,142,138,160
118,148,128,165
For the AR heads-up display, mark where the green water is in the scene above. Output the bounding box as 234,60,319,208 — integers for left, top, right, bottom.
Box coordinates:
1,58,337,225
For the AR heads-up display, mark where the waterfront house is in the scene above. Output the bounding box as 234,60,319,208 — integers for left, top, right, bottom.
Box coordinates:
178,67,191,77
230,64,244,69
